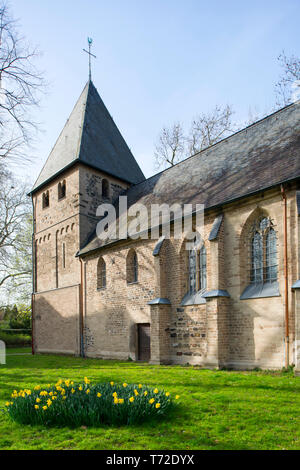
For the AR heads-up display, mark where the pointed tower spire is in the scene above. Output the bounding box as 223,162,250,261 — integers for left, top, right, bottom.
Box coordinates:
31,81,145,193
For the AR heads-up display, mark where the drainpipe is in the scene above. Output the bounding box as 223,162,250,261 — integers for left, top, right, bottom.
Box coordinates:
31,197,36,356
281,184,289,368
79,257,85,358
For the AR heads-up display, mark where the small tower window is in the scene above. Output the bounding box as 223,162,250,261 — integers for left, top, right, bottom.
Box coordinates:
127,249,138,284
97,257,106,289
42,190,49,208
58,180,66,200
102,178,109,198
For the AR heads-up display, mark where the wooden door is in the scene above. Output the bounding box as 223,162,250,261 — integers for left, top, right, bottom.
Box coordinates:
138,324,150,361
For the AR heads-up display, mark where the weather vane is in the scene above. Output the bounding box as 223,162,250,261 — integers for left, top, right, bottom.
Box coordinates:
83,37,96,81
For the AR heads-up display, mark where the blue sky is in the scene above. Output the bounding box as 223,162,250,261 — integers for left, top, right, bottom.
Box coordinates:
9,0,300,181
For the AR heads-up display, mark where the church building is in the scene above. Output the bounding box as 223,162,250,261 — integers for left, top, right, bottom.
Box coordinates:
30,79,300,372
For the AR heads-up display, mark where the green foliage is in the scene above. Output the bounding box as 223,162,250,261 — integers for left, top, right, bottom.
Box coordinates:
0,351,299,450
8,304,31,331
0,330,31,346
5,380,175,427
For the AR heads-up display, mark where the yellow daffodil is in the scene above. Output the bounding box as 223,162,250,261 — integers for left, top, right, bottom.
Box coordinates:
134,389,139,396
144,391,148,396
154,388,158,394
35,405,39,409
36,398,41,403
138,384,142,389
129,396,134,403
112,392,118,398
71,388,75,394
61,389,65,395
45,384,51,388
123,383,127,387
52,395,57,400
79,385,83,391
62,396,66,400
42,406,47,410
149,398,155,404
84,377,90,384
86,389,90,394
165,392,170,397
110,381,114,386
114,398,118,404
49,392,53,396
47,399,52,406
118,398,124,404
156,403,161,409
65,380,70,387
97,393,102,398
34,385,41,390
175,395,180,399
5,402,10,406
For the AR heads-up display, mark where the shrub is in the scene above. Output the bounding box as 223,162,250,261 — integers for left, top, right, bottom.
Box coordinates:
4,379,179,427
8,304,31,331
0,330,31,347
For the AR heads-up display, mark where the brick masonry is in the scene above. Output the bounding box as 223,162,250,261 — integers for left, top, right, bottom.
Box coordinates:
32,164,300,370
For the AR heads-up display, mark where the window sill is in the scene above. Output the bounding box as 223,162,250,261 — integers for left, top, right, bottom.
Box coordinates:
58,196,66,201
240,281,280,300
127,281,138,286
181,289,207,306
97,287,106,291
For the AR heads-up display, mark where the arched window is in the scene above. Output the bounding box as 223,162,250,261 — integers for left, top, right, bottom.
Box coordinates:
102,179,109,198
250,217,277,284
187,235,206,294
42,190,49,208
97,257,106,289
58,180,66,200
127,249,138,284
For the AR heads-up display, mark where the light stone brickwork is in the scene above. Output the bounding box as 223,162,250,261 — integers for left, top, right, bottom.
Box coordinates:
33,162,300,370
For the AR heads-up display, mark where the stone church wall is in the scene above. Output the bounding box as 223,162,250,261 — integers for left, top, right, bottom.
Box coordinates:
81,186,298,369
33,285,80,355
82,238,156,359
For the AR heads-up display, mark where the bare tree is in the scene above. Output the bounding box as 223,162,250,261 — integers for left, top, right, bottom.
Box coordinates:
0,2,44,163
154,105,235,170
0,167,32,301
154,122,186,170
188,104,235,155
275,51,300,107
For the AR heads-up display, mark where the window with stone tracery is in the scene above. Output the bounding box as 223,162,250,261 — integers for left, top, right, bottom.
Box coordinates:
250,217,277,284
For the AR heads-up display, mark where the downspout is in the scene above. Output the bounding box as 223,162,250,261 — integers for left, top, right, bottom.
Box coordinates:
281,184,289,368
31,197,36,356
79,257,85,358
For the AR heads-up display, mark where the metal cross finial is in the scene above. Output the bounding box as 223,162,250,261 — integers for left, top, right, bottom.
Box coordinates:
83,37,96,81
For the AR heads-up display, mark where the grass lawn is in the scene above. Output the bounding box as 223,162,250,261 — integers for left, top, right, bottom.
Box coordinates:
0,348,299,450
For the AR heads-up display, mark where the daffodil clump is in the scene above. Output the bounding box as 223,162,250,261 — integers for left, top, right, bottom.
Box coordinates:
4,379,179,427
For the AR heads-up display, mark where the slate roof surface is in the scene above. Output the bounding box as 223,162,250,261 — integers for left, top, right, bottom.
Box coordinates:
31,80,145,192
79,100,300,255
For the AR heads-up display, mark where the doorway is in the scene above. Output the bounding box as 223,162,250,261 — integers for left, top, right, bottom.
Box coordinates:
137,323,150,361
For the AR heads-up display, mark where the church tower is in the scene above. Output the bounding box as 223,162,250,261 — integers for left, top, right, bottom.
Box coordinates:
30,80,145,355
